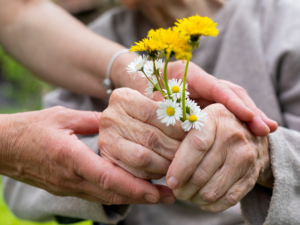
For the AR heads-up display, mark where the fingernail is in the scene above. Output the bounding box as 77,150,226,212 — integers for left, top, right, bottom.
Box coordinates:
144,194,158,203
167,176,179,189
162,196,176,204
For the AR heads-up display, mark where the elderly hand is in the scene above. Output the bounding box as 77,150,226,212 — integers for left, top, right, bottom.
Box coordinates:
166,61,278,137
166,104,272,212
98,88,185,181
0,107,172,205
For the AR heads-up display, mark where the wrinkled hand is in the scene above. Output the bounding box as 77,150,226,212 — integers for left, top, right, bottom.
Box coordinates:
166,61,278,137
98,88,185,181
166,104,272,212
0,107,172,205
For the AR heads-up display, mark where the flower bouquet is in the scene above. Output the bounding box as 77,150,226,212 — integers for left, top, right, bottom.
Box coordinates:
127,15,218,132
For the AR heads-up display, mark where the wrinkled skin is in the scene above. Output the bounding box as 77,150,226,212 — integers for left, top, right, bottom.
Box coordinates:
99,89,273,212
166,104,272,212
98,88,185,180
0,107,174,205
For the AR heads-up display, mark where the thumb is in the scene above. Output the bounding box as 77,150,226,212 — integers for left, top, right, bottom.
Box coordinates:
73,141,162,203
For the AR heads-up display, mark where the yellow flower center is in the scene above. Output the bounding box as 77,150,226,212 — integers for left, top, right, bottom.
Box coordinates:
171,86,180,93
188,115,197,122
166,107,175,116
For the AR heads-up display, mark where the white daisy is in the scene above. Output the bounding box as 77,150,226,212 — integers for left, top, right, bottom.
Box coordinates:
144,59,163,77
145,77,159,99
157,99,183,126
184,98,199,114
167,79,189,101
127,55,148,79
181,109,207,132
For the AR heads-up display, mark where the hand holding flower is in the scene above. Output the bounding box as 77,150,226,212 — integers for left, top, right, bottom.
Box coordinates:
98,88,185,180
166,104,272,212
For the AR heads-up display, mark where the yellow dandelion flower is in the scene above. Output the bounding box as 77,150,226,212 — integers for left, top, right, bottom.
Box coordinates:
130,37,164,58
148,28,192,60
175,14,219,39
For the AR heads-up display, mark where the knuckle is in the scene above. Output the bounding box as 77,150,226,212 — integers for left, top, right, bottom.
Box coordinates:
107,193,127,205
52,106,67,115
200,191,218,203
190,168,210,188
225,192,240,206
214,103,232,117
140,129,159,149
242,149,257,165
97,170,111,190
109,88,124,104
133,147,152,168
233,84,247,94
188,134,209,153
142,103,158,124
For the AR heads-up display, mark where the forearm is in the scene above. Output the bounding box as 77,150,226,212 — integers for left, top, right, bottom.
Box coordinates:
0,114,23,178
0,0,138,99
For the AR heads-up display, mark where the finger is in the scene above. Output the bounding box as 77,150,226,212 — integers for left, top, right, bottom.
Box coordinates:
155,184,176,204
199,176,256,213
166,121,216,190
105,137,172,176
221,81,272,136
103,112,181,161
261,111,278,132
78,183,175,205
110,88,185,140
54,107,101,135
187,74,255,122
189,163,242,205
247,113,270,137
172,141,225,201
73,141,161,204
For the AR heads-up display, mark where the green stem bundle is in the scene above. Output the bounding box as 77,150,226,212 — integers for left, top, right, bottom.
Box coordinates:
182,60,190,121
164,59,172,99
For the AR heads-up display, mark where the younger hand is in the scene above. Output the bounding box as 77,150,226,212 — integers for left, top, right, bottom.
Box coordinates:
0,107,172,205
166,61,278,136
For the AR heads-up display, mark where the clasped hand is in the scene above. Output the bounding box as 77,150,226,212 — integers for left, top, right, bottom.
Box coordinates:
99,88,272,212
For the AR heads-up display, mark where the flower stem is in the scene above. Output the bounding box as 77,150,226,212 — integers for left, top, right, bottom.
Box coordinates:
142,71,166,97
164,59,172,99
153,59,164,91
182,60,190,121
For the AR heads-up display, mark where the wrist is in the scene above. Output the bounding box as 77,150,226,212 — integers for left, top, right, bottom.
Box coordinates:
110,53,136,89
111,53,148,93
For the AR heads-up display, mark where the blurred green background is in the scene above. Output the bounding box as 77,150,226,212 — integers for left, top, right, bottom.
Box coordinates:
0,47,54,114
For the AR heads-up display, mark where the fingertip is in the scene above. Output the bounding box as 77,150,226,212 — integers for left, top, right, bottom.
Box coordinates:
262,116,278,133
247,116,270,137
166,176,180,190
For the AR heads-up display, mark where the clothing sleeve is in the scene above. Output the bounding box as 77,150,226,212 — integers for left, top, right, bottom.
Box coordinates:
241,1,300,224
2,9,133,224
